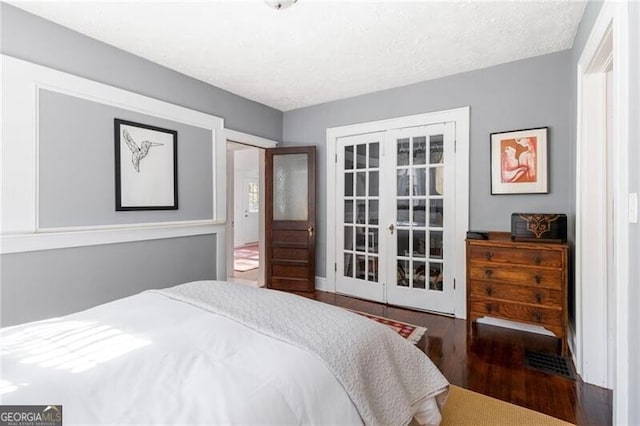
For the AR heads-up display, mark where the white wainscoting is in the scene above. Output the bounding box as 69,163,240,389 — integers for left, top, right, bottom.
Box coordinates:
1,55,226,273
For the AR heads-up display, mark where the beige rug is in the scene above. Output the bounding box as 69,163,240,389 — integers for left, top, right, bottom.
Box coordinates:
440,385,574,426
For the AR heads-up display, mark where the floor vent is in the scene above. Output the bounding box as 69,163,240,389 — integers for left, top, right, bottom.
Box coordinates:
524,350,575,380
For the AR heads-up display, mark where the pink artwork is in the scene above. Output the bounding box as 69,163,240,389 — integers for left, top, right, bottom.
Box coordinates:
500,136,537,183
491,127,547,194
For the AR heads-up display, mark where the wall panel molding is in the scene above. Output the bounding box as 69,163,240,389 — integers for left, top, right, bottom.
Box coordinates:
1,54,226,254
2,222,226,254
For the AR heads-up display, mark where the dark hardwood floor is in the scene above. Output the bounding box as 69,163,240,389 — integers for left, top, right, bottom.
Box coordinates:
300,290,612,426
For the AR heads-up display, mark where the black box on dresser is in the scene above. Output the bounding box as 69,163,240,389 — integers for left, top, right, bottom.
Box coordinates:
510,213,567,243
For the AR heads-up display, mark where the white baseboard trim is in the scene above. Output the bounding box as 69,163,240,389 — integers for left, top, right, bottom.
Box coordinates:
568,322,579,374
315,276,335,293
476,317,556,337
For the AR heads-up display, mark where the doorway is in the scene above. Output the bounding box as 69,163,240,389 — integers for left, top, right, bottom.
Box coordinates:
225,130,278,287
574,2,630,405
231,145,261,282
335,123,455,313
326,108,469,316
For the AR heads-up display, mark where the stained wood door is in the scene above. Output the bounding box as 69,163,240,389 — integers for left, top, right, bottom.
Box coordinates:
265,146,316,292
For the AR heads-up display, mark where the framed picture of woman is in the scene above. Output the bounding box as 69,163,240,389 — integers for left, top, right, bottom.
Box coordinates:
490,127,548,194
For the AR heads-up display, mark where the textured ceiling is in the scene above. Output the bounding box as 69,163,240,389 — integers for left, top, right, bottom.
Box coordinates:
11,1,586,111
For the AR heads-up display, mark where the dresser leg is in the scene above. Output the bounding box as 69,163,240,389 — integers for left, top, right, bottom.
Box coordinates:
467,316,477,337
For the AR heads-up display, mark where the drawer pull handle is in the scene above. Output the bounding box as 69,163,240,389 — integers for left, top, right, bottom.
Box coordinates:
534,255,542,265
485,286,493,296
535,293,543,304
485,269,493,278
534,274,542,284
484,251,494,260
534,311,542,323
486,303,496,313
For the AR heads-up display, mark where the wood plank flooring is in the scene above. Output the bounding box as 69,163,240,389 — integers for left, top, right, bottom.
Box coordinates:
299,290,612,426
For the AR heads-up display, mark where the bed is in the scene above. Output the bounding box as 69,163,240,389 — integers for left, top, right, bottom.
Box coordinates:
0,280,449,425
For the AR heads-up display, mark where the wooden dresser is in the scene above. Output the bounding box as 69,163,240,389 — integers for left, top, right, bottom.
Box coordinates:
466,232,569,354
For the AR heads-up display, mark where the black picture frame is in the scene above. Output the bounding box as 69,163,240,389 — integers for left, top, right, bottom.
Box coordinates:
114,118,178,211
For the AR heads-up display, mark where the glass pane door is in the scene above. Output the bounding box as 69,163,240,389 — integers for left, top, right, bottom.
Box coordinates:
334,124,455,314
273,153,308,221
335,132,385,302
386,123,455,313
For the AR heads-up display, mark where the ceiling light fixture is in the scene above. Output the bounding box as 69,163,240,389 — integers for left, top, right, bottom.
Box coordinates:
264,0,298,11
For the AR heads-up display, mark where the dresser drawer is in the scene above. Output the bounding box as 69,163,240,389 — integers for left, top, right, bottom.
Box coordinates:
468,281,563,307
468,245,563,268
468,264,562,290
469,299,562,327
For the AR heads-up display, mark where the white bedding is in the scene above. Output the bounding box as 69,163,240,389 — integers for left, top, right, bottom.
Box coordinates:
0,282,447,425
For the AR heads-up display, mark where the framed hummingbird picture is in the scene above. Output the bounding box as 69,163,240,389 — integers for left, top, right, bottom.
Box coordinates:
114,119,178,210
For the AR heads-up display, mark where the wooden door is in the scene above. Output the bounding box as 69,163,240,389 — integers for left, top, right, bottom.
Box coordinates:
265,146,316,292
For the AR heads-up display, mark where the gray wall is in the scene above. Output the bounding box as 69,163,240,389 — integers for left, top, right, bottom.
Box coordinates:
0,3,282,326
0,3,282,142
1,235,215,327
283,51,573,278
39,90,213,227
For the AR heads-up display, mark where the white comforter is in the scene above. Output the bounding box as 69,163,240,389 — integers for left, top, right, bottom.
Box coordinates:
0,282,447,425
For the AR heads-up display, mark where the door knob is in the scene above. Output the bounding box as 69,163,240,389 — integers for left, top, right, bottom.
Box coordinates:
308,226,314,236
388,224,395,234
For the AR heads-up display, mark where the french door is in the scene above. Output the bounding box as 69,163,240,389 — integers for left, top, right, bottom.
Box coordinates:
336,123,456,314
336,132,386,302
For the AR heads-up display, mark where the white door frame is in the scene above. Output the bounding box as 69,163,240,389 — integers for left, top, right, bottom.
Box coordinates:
575,0,629,421
225,129,278,287
326,107,470,317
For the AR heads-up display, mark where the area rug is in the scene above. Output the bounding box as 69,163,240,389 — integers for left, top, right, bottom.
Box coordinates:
349,310,426,344
439,385,574,426
234,244,259,272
